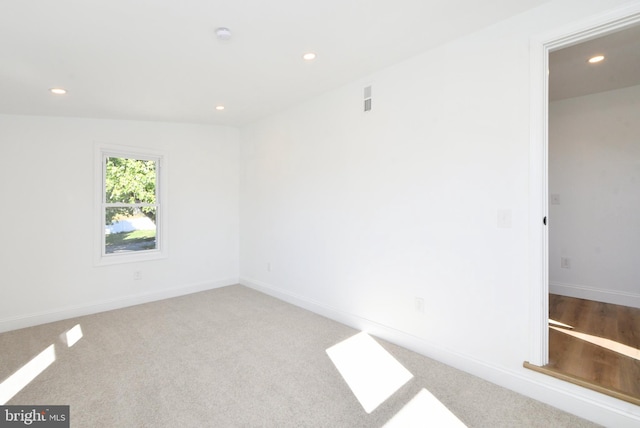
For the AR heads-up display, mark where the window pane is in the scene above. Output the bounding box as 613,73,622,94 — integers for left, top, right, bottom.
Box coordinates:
105,157,156,204
105,207,157,254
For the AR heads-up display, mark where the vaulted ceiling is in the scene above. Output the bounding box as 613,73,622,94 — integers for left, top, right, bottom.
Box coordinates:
1,0,553,127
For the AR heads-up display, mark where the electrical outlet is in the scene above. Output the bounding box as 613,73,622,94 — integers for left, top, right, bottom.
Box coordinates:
133,271,142,280
561,258,571,269
267,262,271,272
550,194,560,205
414,297,425,313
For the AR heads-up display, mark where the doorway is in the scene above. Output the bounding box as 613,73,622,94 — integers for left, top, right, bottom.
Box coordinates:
545,23,640,402
528,4,640,403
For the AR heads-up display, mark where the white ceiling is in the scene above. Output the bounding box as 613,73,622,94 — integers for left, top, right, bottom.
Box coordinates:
549,24,640,101
1,0,551,127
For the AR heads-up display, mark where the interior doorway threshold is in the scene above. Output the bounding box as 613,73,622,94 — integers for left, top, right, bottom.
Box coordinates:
523,361,640,407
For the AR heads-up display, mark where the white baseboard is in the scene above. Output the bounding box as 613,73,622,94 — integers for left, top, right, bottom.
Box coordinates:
550,281,640,309
240,277,640,427
0,277,238,333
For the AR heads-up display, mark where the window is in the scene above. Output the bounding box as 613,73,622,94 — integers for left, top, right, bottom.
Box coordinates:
95,145,167,265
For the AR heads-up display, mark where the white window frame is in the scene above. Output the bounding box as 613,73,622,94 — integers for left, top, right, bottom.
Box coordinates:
94,144,168,266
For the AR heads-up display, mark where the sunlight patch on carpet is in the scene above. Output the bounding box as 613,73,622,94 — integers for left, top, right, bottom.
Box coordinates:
0,345,56,405
62,324,83,347
383,388,467,427
326,332,413,413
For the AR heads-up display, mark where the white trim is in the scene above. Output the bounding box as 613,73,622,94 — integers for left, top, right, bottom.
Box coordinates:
529,2,640,368
0,278,238,333
550,281,640,309
528,30,549,367
241,277,640,427
94,143,169,266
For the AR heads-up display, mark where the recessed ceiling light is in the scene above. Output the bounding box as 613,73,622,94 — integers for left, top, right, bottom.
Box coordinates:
215,105,225,111
50,88,67,95
303,52,317,61
588,55,605,64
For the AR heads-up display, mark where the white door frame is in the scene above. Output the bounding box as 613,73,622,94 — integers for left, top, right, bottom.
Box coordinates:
529,3,640,367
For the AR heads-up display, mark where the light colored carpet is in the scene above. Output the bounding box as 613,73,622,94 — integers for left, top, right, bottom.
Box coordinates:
1,285,599,427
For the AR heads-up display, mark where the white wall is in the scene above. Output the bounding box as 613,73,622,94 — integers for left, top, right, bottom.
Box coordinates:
549,84,640,308
0,115,239,331
239,0,640,425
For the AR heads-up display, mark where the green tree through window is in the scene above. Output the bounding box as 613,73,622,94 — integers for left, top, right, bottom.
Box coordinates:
104,156,159,254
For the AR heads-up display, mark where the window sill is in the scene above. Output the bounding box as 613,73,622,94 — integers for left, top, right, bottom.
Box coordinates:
95,249,167,267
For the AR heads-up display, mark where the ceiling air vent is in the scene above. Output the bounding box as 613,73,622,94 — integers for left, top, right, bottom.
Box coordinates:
364,85,372,112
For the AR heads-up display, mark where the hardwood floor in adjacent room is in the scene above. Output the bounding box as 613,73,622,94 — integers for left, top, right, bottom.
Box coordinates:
545,294,640,403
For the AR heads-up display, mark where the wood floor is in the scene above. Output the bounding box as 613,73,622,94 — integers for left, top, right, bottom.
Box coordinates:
543,294,640,403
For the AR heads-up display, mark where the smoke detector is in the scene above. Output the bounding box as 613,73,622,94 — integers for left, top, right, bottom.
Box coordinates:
215,27,232,41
